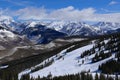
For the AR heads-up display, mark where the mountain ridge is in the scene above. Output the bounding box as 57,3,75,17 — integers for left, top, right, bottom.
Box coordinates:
0,15,120,44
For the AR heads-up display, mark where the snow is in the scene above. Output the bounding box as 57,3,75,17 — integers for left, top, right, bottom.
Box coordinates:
29,34,41,43
0,15,14,24
94,27,100,31
47,21,102,36
0,65,8,69
18,47,68,79
94,22,120,31
29,41,115,78
19,69,31,79
67,38,85,42
47,21,67,31
104,39,110,44
0,29,15,38
104,50,109,53
30,44,94,78
44,42,56,49
17,38,118,79
55,38,85,42
27,22,37,28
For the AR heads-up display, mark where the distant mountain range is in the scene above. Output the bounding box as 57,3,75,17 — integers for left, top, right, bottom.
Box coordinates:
0,15,120,80
0,15,120,44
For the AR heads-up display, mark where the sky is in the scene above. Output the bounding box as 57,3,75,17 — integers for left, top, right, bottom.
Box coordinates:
0,0,120,22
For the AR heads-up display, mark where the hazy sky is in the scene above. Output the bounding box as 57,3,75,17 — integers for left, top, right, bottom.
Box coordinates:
0,0,120,22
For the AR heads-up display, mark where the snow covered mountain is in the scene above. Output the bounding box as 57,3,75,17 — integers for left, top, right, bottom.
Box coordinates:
0,15,15,30
30,43,95,78
0,27,16,41
21,24,66,44
93,22,120,34
0,15,120,44
0,15,66,44
47,21,120,36
0,15,120,79
0,15,18,42
0,15,32,51
18,33,120,79
47,21,100,36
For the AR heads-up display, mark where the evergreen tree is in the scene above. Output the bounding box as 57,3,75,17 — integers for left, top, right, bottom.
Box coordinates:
95,73,99,80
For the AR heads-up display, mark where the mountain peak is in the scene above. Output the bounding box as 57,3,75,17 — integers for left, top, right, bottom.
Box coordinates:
94,22,120,30
0,15,14,24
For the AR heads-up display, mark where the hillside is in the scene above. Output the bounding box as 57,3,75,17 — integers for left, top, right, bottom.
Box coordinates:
0,15,120,80
16,33,120,80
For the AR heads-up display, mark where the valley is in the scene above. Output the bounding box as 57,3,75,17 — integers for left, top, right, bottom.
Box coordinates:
0,15,120,80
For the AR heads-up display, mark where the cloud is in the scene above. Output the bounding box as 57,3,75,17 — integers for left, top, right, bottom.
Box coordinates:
15,7,47,20
48,6,96,21
0,8,14,22
3,0,33,6
109,1,118,5
3,6,120,23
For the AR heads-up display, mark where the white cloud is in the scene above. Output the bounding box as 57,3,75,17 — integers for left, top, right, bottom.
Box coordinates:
109,1,118,5
3,6,120,23
48,6,96,21
15,7,47,20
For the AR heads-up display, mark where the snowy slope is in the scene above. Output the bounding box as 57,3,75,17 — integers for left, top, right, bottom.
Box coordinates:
30,44,94,78
17,39,115,79
30,42,114,78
